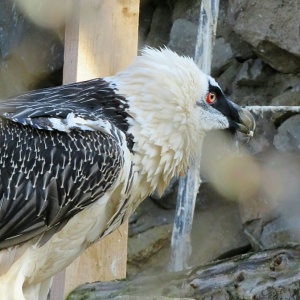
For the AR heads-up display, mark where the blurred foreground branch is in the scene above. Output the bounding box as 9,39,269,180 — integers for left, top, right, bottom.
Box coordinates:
68,244,300,300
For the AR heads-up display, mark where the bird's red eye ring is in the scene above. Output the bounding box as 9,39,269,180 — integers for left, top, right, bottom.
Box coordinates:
206,92,217,104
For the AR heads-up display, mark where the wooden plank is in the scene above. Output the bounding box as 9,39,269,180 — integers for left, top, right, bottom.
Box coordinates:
50,0,139,298
63,0,139,82
64,225,128,295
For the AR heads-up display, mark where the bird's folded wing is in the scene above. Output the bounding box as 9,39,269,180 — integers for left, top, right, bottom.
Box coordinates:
0,78,131,249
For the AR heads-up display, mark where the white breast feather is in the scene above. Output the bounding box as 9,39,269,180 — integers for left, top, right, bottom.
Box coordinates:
108,48,209,196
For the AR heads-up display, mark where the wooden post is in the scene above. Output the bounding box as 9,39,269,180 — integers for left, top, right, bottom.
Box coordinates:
50,0,139,298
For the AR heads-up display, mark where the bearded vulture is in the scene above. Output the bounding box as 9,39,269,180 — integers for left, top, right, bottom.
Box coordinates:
0,48,255,300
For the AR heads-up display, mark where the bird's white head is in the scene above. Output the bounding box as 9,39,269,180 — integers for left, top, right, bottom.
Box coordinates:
109,48,255,196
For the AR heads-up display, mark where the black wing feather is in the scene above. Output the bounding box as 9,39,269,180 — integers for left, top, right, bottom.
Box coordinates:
0,120,124,248
0,78,131,249
0,78,131,135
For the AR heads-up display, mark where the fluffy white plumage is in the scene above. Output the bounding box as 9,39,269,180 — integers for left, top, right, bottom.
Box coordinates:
111,48,229,197
0,48,255,300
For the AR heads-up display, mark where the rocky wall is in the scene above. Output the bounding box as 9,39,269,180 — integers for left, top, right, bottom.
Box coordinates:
129,0,300,276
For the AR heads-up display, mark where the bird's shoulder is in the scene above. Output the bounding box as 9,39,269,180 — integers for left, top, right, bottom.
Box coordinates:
0,78,131,137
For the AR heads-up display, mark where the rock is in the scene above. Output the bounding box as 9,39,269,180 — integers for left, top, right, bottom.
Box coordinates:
261,215,300,249
138,0,156,49
145,3,172,48
271,91,300,107
167,18,198,57
272,73,300,95
211,37,234,77
10,26,63,76
229,59,300,106
232,71,300,106
129,199,174,237
128,181,250,276
150,177,178,209
172,0,198,21
190,192,250,266
235,59,273,87
184,0,201,24
0,0,20,59
270,91,300,125
201,130,300,252
274,115,300,152
228,0,300,73
254,41,300,74
261,151,300,249
0,0,64,97
216,0,254,62
245,112,277,155
240,152,300,250
215,60,241,95
0,58,35,98
239,192,276,250
215,0,232,40
128,224,172,267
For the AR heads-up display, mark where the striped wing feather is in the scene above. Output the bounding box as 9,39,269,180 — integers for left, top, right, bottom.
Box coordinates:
0,78,130,134
0,78,131,248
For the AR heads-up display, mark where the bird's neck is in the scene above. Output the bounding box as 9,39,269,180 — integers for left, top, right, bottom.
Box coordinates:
126,93,205,205
123,119,205,217
106,53,206,200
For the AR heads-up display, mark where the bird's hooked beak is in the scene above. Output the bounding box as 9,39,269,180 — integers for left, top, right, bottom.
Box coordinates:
225,98,256,138
206,79,255,138
207,93,256,138
209,90,256,138
235,107,256,137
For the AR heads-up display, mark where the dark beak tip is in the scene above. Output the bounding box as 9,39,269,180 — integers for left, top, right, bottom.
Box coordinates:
238,108,256,137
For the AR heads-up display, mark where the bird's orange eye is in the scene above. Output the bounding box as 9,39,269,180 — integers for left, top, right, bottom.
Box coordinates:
206,92,217,104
